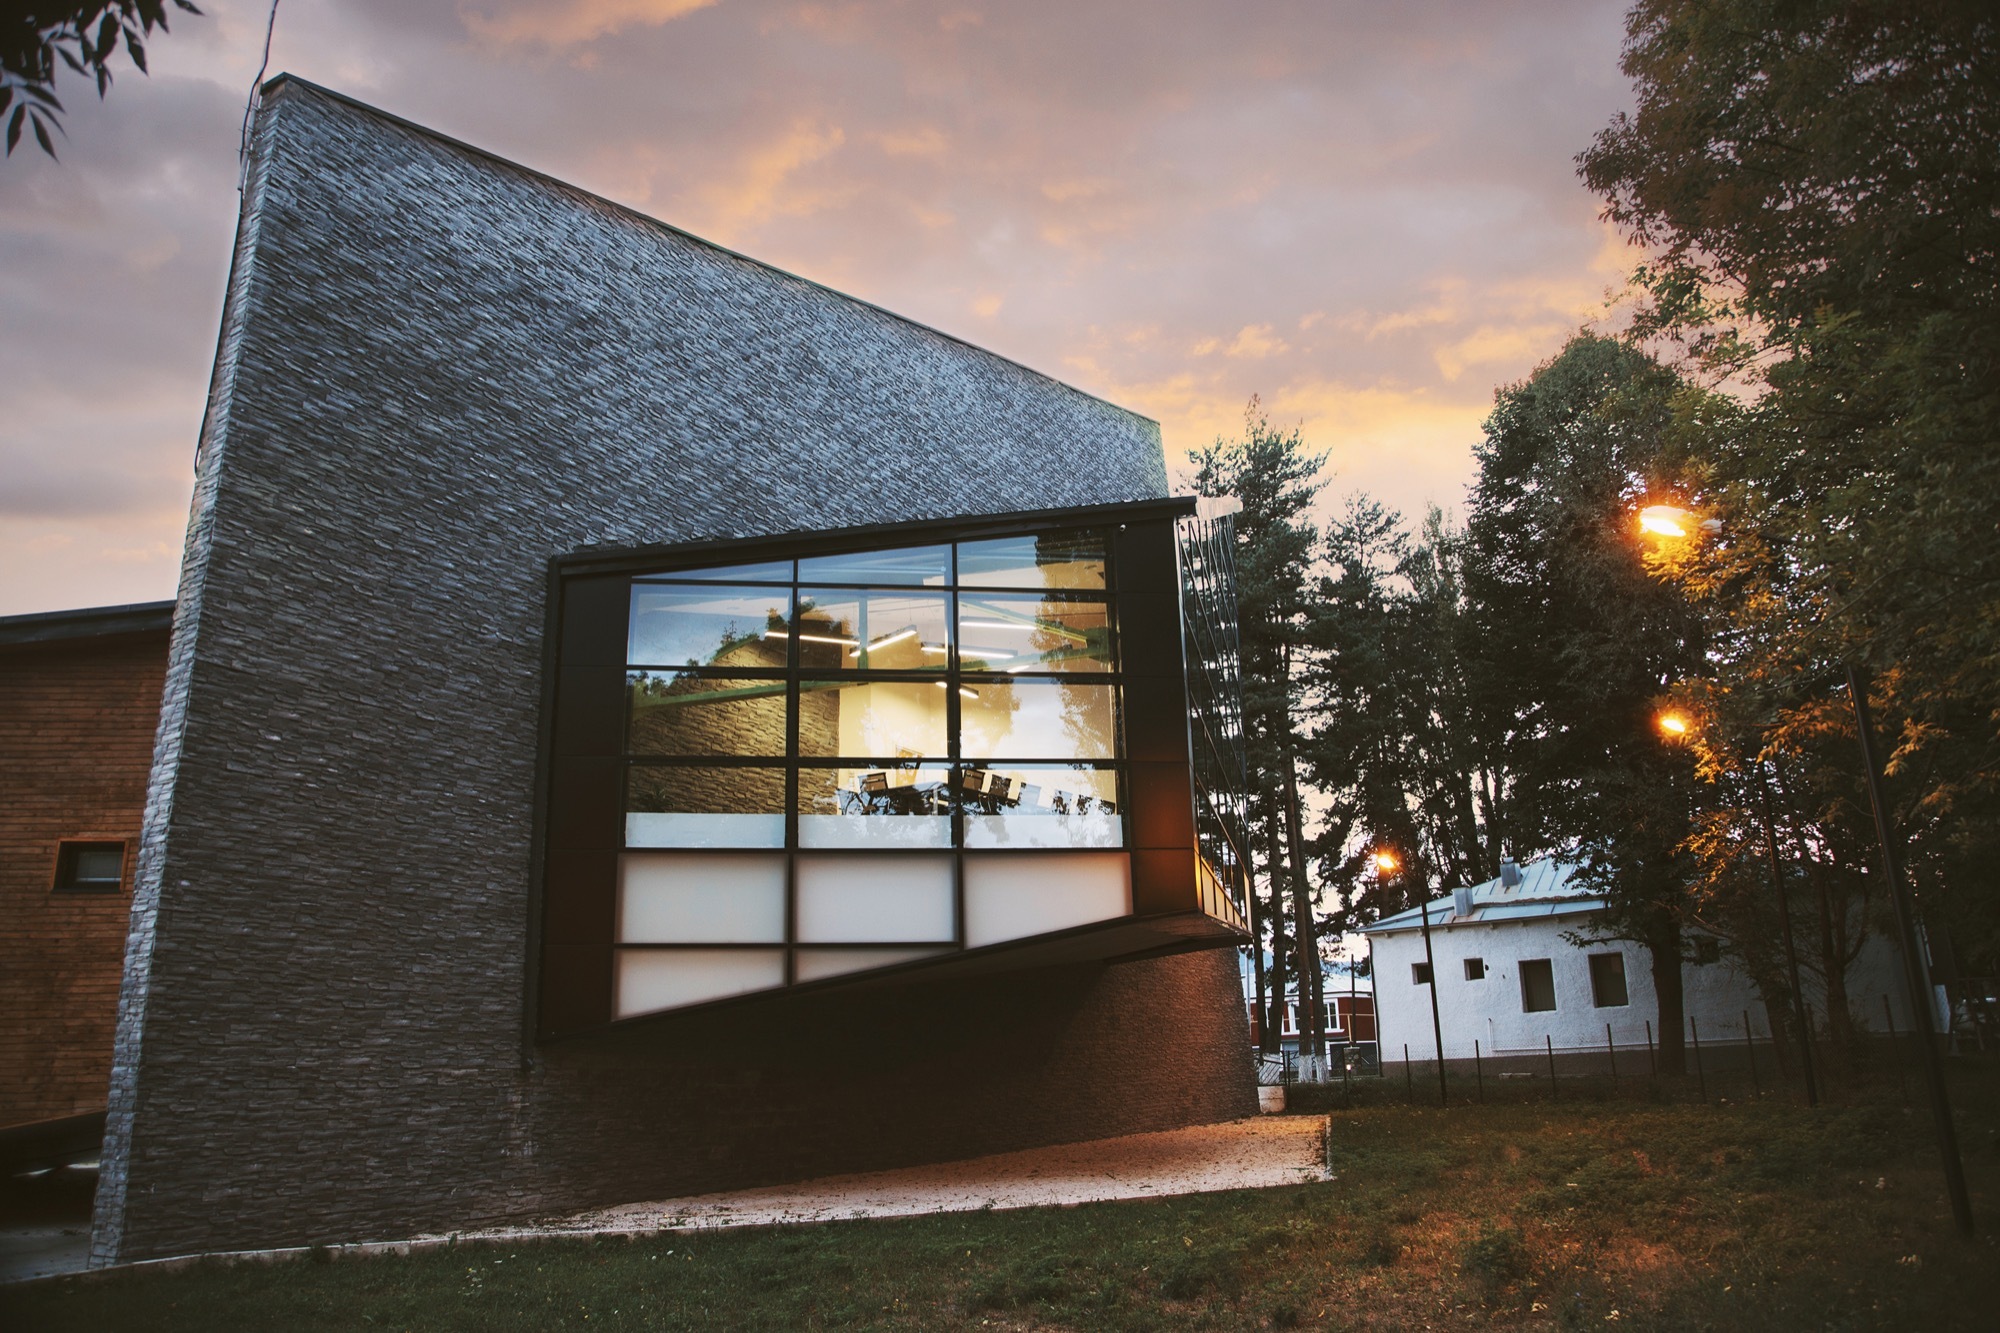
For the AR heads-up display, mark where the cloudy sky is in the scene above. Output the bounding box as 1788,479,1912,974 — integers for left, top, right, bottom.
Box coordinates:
0,0,1640,617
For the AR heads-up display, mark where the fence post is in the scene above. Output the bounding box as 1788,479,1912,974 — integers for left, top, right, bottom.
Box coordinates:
1744,1009,1760,1096
1605,1022,1617,1087
1474,1038,1484,1103
1884,993,1908,1105
1546,1034,1558,1102
1645,1019,1657,1079
1690,1016,1707,1103
1404,1043,1413,1103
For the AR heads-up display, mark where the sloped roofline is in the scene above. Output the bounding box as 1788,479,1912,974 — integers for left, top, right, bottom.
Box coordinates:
0,599,174,648
257,75,1160,437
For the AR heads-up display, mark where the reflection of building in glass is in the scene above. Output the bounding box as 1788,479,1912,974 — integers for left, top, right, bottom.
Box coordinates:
89,76,1257,1267
544,510,1253,1032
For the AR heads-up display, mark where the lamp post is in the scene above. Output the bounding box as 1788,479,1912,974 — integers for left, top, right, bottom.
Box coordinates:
1377,849,1447,1105
1654,707,1819,1107
1640,503,1971,1235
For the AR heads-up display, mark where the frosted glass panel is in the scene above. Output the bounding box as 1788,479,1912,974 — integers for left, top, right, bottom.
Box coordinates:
960,680,1118,759
626,813,785,848
794,947,949,982
614,949,785,1017
796,854,954,942
963,852,1131,948
618,853,787,943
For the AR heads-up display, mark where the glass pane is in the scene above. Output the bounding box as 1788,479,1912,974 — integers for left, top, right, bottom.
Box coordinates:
799,544,950,586
794,947,949,982
957,530,1107,590
793,590,950,671
72,847,124,883
958,595,1113,673
962,852,1130,947
627,673,787,756
626,764,786,847
614,948,785,1017
637,559,794,583
617,853,787,943
628,586,792,668
960,680,1119,760
797,763,952,848
799,678,948,759
961,765,1122,849
795,853,954,942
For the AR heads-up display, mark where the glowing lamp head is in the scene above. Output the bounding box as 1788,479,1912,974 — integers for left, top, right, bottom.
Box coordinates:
1657,710,1691,737
1640,504,1694,538
1373,850,1400,874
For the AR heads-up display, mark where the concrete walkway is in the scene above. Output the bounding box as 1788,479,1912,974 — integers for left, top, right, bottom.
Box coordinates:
466,1114,1330,1241
7,1115,1331,1283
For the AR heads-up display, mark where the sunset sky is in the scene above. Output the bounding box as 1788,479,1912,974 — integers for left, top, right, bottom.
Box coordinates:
0,0,1640,617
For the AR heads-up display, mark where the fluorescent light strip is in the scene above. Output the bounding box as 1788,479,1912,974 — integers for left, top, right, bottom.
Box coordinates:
764,630,861,647
961,619,1035,633
931,682,980,699
866,627,919,651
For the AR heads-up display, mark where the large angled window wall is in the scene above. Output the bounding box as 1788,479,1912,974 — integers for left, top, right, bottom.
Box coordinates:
614,529,1131,1019
538,501,1252,1037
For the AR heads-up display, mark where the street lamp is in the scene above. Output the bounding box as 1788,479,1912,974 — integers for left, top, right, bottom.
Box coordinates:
1376,848,1448,1105
1652,705,1820,1108
1639,504,1971,1234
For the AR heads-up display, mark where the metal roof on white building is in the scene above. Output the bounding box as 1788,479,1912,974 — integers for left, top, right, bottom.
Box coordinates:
1362,860,1605,936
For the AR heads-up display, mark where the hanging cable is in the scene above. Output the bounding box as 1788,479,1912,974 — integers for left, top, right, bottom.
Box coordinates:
237,0,282,191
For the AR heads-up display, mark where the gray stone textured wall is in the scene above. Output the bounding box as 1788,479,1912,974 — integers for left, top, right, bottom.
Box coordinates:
96,77,1251,1264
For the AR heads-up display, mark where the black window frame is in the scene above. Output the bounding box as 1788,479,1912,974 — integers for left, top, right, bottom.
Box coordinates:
1463,956,1485,981
52,840,126,894
1411,961,1432,986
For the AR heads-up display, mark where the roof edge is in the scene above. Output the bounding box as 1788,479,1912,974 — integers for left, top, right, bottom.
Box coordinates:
554,494,1199,578
255,74,1162,439
0,600,175,647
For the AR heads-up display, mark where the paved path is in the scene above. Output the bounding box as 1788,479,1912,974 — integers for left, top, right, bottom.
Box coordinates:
464,1115,1329,1241
6,1116,1330,1282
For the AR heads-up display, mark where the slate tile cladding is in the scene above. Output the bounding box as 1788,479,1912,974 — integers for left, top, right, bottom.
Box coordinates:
0,628,167,1128
94,76,1251,1265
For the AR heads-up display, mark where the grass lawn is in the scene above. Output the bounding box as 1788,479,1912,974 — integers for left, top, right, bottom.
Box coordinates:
6,1074,1997,1331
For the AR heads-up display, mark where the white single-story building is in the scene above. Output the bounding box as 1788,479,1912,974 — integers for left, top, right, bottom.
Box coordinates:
1363,860,1916,1066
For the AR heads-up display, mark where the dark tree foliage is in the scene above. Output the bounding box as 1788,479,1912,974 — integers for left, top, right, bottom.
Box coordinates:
1466,332,1711,1070
2,1,201,158
1581,0,2000,977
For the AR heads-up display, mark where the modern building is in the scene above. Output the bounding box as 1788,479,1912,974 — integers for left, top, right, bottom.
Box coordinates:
0,602,172,1168
83,76,1257,1266
1364,860,1913,1069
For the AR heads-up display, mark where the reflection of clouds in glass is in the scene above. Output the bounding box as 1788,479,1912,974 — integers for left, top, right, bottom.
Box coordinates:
630,586,790,665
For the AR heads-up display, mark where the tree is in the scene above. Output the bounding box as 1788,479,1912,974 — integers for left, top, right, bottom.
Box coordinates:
1581,0,2000,981
1465,332,1712,1072
1191,401,1330,1061
3,2,201,158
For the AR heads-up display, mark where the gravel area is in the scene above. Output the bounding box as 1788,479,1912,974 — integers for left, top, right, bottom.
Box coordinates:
463,1115,1330,1242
